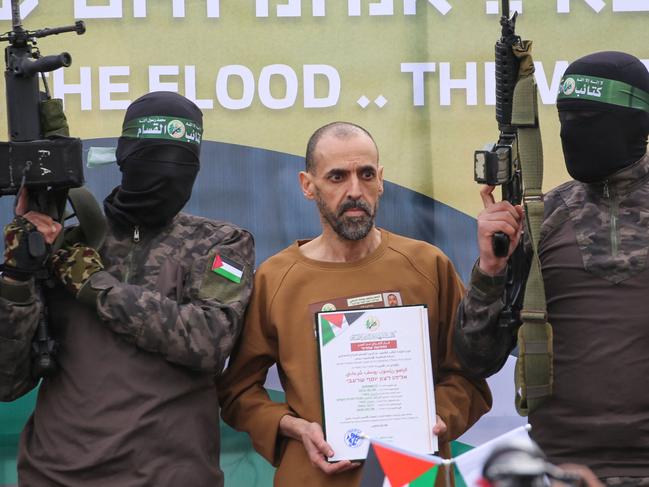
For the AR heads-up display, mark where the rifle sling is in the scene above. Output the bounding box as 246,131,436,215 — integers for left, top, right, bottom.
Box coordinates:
510,48,554,416
54,187,107,252
66,187,107,250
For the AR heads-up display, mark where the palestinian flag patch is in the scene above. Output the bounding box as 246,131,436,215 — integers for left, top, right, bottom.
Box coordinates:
360,440,443,487
211,254,244,283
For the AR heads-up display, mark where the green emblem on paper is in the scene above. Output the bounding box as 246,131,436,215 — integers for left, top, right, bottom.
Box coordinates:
365,316,379,330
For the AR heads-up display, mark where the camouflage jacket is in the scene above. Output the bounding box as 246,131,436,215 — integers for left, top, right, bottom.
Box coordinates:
455,153,649,378
0,212,254,401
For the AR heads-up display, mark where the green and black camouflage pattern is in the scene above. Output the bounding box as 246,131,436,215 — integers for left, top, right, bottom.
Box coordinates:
50,242,104,296
1,210,254,485
455,153,649,378
455,262,515,378
85,212,256,372
1,218,45,400
551,153,649,284
2,216,47,278
0,211,255,397
2,217,33,267
0,278,39,400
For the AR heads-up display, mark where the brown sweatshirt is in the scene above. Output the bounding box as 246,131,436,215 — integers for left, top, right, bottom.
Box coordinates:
219,229,491,487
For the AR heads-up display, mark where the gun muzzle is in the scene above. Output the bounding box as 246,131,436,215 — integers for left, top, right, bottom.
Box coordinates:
15,52,71,76
34,21,86,38
75,20,86,35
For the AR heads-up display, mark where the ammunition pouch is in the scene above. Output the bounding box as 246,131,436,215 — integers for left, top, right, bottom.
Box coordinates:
40,98,70,138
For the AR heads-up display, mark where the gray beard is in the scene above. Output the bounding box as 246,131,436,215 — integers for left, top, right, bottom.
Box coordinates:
315,195,376,241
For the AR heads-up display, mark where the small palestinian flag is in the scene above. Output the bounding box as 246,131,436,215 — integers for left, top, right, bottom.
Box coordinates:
319,311,365,346
360,439,445,487
454,425,533,487
211,254,243,283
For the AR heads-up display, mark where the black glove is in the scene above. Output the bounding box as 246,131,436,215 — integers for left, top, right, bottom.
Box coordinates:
1,216,48,281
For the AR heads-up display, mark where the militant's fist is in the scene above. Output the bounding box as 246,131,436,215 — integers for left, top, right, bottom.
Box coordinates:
2,216,49,280
50,243,104,297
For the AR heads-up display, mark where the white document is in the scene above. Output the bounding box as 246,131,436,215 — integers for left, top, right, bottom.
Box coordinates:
316,305,437,461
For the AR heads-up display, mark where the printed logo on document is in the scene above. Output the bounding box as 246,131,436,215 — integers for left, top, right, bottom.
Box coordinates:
365,316,380,331
344,429,364,448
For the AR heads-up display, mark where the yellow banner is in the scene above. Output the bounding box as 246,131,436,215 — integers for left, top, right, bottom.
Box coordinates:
1,0,648,216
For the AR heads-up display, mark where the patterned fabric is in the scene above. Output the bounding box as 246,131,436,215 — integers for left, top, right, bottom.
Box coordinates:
50,243,104,296
454,263,515,378
1,211,255,395
0,211,255,485
88,214,256,372
0,278,38,400
456,153,649,375
2,216,46,278
455,154,649,477
551,153,649,283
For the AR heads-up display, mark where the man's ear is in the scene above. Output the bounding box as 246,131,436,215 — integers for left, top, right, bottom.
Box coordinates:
377,165,385,195
299,171,315,200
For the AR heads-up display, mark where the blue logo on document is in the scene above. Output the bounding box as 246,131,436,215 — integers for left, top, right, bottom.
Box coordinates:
344,429,364,448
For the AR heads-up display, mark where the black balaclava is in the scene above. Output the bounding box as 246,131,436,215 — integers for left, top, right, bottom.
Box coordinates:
104,91,203,229
557,51,649,183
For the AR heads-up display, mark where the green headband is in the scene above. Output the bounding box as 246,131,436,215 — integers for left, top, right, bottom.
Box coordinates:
557,74,649,113
122,115,203,144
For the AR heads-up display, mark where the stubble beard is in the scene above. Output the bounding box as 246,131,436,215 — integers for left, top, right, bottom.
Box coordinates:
315,192,377,241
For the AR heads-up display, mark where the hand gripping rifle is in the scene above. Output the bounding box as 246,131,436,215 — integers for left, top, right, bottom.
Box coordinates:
474,0,552,415
0,1,86,378
474,0,522,255
473,0,528,333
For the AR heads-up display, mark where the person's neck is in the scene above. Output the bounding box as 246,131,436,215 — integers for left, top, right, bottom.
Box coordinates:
299,227,382,263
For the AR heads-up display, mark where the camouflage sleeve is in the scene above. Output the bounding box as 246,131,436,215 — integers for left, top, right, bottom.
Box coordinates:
89,228,255,374
0,277,40,401
453,261,518,378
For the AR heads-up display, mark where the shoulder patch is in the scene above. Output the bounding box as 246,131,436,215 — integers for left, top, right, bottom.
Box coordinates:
211,254,244,283
199,251,249,303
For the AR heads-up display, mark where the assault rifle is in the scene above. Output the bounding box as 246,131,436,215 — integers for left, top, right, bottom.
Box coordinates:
473,0,528,331
474,0,522,239
0,1,85,377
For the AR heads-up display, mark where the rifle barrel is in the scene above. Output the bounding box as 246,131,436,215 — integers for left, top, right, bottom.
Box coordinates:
17,53,71,76
33,22,86,38
11,0,22,31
